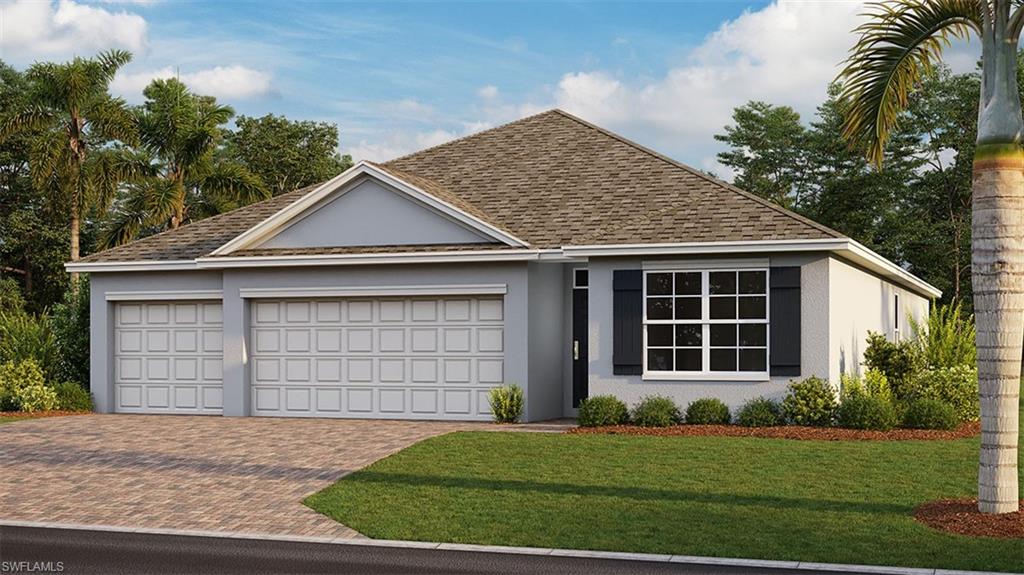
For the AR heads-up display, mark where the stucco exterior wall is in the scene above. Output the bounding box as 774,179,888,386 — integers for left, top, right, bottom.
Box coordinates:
827,256,930,380
525,262,566,421
586,253,834,412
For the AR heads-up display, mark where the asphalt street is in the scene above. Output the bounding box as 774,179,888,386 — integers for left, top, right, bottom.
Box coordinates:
0,525,885,575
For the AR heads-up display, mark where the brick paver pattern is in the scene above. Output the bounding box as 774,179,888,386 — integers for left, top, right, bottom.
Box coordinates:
0,415,482,538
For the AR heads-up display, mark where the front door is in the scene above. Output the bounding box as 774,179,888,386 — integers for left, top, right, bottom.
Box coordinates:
572,269,589,408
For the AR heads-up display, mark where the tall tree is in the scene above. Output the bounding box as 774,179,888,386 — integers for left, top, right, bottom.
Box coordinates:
0,51,138,283
838,0,1023,514
714,101,809,208
223,114,353,196
102,78,267,246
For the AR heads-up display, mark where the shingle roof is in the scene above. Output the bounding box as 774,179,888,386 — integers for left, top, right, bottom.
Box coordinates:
79,109,843,263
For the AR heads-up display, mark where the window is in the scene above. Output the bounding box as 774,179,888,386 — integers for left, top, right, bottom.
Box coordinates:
643,269,769,377
574,269,589,289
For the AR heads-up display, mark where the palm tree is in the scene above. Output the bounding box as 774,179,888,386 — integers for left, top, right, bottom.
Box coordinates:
837,0,1022,514
101,78,267,246
0,50,138,283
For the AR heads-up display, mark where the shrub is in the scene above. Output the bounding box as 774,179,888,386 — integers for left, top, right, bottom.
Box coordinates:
685,397,731,425
909,302,976,369
0,277,25,315
53,381,93,412
836,394,899,430
0,311,59,380
0,359,58,412
782,377,838,426
906,366,979,423
51,277,90,387
840,369,892,402
577,395,629,427
631,396,682,427
736,397,782,427
488,384,524,423
902,398,959,430
863,332,921,399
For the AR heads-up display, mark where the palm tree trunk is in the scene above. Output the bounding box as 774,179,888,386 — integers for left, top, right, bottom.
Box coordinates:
69,210,80,286
973,144,1023,514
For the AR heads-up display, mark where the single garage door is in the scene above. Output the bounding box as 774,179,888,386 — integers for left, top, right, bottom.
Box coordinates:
250,296,505,420
114,301,224,413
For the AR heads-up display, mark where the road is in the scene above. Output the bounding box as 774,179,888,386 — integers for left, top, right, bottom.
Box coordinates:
0,525,878,575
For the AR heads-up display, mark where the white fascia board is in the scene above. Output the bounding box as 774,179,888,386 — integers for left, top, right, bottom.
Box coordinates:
195,249,541,269
64,260,199,273
238,284,507,299
105,290,222,301
210,162,528,256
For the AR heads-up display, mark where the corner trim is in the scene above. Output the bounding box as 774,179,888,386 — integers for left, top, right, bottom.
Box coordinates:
238,284,508,299
105,290,223,301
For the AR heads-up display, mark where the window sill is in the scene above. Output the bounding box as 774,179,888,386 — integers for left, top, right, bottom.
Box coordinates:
642,372,771,382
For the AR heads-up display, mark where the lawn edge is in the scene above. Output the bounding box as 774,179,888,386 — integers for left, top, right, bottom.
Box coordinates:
0,520,1012,575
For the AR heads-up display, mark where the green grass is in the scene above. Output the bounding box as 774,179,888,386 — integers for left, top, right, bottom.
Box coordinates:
306,431,1023,573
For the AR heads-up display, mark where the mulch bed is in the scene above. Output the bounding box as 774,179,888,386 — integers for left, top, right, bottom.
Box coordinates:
914,499,1024,539
566,421,980,441
0,410,91,420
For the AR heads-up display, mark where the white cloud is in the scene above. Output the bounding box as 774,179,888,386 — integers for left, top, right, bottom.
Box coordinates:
0,0,148,63
477,85,499,100
344,128,461,163
111,65,273,101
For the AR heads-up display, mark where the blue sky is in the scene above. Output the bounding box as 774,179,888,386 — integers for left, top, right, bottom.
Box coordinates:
0,1,979,176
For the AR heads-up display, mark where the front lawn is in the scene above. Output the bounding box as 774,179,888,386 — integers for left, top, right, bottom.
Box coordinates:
306,431,1023,573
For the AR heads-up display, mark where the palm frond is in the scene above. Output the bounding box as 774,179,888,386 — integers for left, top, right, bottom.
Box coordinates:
837,0,982,166
198,162,269,205
0,106,54,141
85,95,139,146
99,186,152,248
96,50,133,82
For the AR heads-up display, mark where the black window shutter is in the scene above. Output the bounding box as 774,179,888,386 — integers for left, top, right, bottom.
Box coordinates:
769,267,801,376
613,270,643,375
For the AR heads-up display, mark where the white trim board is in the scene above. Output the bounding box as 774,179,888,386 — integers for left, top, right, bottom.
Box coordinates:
210,162,529,255
238,284,507,299
105,290,223,301
195,249,541,269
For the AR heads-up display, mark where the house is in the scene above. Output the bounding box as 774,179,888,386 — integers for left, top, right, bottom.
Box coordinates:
68,110,939,421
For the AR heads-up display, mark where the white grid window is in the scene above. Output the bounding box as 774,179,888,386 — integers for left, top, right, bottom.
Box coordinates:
643,269,769,378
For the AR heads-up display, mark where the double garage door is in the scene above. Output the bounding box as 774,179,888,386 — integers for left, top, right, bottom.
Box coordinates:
250,296,504,420
113,295,505,420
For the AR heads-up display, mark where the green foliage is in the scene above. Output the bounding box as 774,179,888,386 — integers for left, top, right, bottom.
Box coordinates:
631,396,682,427
714,101,808,208
0,359,57,412
224,114,354,196
0,278,25,314
905,366,979,423
836,394,899,431
51,277,90,387
902,398,958,430
0,310,58,380
840,369,893,403
487,385,524,424
684,398,732,425
782,377,838,427
862,332,920,399
909,302,975,369
577,395,629,427
53,381,93,412
736,397,783,427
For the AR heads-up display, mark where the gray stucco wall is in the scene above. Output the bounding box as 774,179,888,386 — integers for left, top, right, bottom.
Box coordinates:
525,262,566,421
260,178,493,249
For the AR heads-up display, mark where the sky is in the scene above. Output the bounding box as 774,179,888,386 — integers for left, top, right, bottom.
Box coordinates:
0,0,982,178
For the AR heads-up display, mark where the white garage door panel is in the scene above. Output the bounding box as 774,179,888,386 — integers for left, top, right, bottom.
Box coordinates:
114,302,223,414
250,297,504,420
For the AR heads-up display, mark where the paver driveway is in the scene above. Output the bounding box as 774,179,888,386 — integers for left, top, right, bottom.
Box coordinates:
0,415,483,538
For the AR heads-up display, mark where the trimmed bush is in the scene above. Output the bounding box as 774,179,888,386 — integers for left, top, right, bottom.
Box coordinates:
863,332,920,399
902,398,959,430
51,277,90,388
736,397,782,427
836,394,899,430
631,396,682,427
685,398,731,425
488,384,524,423
577,395,629,427
0,359,57,412
53,381,93,412
0,311,59,381
841,369,893,402
782,377,837,427
906,366,979,423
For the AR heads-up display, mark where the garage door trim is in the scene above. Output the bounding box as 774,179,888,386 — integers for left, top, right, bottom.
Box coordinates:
239,284,506,299
107,290,223,301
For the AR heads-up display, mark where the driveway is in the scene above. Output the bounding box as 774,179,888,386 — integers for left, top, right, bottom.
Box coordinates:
0,415,481,538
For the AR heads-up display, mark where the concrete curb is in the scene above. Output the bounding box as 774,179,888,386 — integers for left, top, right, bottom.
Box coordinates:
0,519,1010,575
